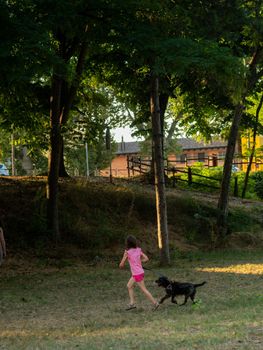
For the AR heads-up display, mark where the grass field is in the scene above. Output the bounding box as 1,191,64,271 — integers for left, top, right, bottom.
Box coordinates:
1,251,263,350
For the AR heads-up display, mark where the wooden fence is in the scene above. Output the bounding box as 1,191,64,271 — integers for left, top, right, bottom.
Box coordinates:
127,156,241,195
164,155,263,171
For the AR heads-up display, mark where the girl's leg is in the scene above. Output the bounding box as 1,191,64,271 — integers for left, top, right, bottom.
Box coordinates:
137,280,157,305
127,277,136,305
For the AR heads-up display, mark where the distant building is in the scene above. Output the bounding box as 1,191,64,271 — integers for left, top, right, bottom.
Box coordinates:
101,138,229,178
168,138,228,168
241,133,263,171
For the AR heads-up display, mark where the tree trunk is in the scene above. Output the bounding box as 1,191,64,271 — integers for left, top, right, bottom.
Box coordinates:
242,94,263,198
159,93,169,157
150,75,170,265
58,41,88,177
47,74,62,240
216,103,244,242
236,131,242,170
216,46,261,243
167,112,182,144
58,136,70,177
150,93,169,182
46,31,88,239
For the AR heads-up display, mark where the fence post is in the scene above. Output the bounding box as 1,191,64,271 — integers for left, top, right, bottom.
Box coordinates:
172,167,176,188
139,157,142,174
127,156,130,178
165,159,168,178
131,157,134,176
234,176,238,197
188,167,192,185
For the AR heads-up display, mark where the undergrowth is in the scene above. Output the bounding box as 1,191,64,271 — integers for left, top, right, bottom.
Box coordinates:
1,177,263,258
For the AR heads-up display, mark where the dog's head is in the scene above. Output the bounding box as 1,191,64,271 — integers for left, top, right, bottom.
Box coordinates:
155,276,170,288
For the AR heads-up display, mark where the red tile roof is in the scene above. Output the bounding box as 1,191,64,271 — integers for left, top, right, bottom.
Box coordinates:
116,138,227,154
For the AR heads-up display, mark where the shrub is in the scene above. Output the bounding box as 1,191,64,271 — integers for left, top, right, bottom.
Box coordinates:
250,171,263,199
254,179,263,199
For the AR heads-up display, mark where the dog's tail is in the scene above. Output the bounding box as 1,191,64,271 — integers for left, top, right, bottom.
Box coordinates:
194,281,207,288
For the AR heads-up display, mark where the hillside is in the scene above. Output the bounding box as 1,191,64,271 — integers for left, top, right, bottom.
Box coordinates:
1,176,263,262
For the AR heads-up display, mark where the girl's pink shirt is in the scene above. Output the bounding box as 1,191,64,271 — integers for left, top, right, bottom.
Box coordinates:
126,247,144,276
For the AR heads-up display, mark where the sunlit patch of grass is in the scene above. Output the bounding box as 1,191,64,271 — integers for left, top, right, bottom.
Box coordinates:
196,263,263,275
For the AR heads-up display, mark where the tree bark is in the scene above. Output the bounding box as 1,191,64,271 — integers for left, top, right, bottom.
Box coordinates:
216,46,262,244
159,93,169,157
217,103,244,241
47,74,62,240
150,75,170,265
242,94,263,198
58,136,70,177
167,112,182,144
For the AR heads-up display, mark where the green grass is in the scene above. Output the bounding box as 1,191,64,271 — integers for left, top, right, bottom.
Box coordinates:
1,177,263,348
1,252,263,349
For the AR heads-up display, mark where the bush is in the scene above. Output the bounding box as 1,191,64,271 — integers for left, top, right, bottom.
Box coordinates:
167,164,263,199
254,179,263,199
250,171,263,199
169,164,223,193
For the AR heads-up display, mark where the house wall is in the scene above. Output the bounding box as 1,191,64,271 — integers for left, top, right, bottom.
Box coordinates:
100,135,263,178
168,148,226,168
100,154,130,177
241,134,263,171
100,147,228,178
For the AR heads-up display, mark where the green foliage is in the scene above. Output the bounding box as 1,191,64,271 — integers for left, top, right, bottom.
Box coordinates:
0,126,48,175
250,170,263,183
167,165,263,200
92,0,248,144
1,0,259,166
0,128,11,164
170,164,222,193
228,207,256,233
251,171,263,199
233,171,256,199
64,140,117,176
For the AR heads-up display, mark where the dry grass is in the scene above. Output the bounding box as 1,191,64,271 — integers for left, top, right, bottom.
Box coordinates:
1,251,263,349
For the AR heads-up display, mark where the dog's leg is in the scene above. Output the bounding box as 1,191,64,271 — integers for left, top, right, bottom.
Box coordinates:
190,291,196,304
171,296,177,304
159,294,170,304
180,295,190,305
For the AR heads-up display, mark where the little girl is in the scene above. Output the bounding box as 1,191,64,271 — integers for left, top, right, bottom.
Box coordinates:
119,235,159,310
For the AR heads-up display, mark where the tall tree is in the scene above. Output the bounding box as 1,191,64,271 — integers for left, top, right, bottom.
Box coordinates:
93,0,245,262
216,1,263,241
150,75,170,265
1,0,112,238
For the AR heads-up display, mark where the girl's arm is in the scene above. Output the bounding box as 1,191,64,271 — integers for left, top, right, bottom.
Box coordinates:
119,250,128,269
141,251,149,263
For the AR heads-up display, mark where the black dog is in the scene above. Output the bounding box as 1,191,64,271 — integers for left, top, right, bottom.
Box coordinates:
155,276,206,305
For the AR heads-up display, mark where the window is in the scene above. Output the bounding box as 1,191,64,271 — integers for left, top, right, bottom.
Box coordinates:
212,154,218,167
179,154,187,162
198,153,205,162
218,152,225,159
